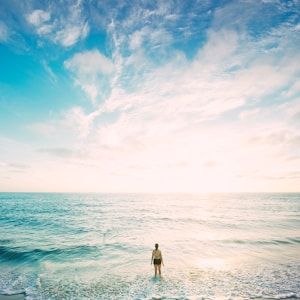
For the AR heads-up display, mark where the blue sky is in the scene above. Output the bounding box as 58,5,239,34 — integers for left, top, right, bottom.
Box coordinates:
0,0,300,193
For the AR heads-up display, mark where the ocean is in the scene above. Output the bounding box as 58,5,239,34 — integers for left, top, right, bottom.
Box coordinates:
0,193,299,299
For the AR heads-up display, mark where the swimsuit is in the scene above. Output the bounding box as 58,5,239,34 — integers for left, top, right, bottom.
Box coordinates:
153,249,162,265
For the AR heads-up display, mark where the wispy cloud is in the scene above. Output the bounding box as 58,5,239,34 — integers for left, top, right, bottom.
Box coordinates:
41,59,57,82
26,1,89,47
38,147,76,158
0,162,30,173
62,107,100,138
64,50,115,104
64,50,115,76
0,21,9,42
27,106,101,139
27,9,50,27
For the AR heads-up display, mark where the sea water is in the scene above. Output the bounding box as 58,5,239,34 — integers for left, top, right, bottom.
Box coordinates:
0,193,299,299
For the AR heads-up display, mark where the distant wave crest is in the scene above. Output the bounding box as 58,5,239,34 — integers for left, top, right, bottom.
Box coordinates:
0,244,100,264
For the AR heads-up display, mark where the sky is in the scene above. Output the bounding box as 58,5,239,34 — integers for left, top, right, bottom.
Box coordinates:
0,0,300,193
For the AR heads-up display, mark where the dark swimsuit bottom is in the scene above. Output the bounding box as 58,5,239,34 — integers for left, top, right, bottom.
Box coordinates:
153,258,161,265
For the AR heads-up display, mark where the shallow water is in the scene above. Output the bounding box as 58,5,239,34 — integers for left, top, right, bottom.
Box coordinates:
0,193,299,299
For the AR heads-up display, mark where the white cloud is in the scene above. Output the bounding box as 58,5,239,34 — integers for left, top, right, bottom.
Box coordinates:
120,26,291,132
82,84,99,105
129,27,149,50
65,22,299,163
149,27,173,48
100,30,246,130
65,49,115,76
26,106,101,140
199,29,239,64
26,2,89,47
55,22,89,47
63,106,100,138
64,49,115,103
27,9,51,27
53,1,89,46
37,24,53,35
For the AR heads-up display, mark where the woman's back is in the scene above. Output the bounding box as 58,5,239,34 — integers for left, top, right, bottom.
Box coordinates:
153,249,161,259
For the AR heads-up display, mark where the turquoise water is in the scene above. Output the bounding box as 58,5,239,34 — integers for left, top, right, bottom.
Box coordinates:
0,193,299,299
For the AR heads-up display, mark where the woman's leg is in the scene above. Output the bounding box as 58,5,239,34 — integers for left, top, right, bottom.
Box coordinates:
158,264,161,276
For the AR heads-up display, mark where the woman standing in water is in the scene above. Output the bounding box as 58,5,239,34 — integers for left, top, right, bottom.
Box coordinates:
151,243,164,277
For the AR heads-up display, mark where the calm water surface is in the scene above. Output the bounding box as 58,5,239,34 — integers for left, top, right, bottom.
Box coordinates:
0,193,299,299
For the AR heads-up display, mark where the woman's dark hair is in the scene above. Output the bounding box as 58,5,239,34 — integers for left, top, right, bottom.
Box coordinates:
155,243,159,249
